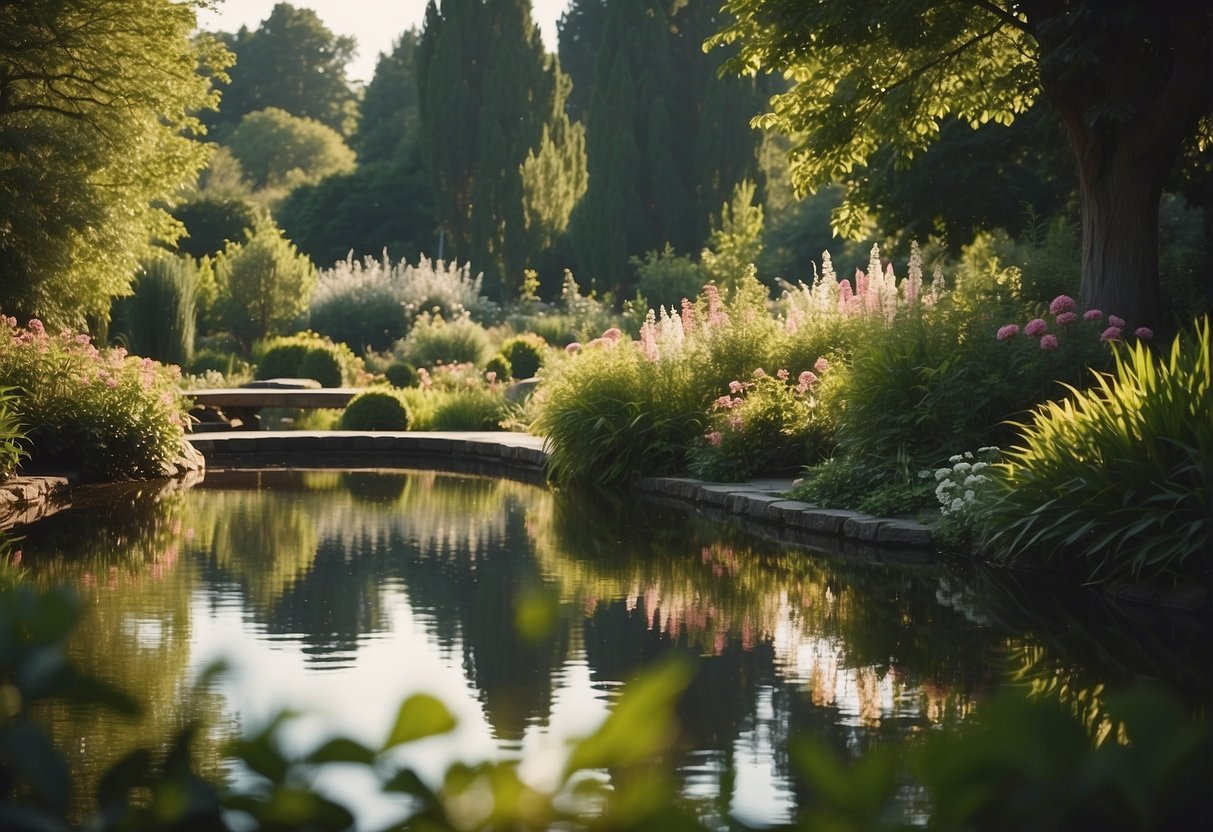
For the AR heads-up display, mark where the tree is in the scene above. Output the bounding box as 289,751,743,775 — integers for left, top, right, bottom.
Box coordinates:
224,107,357,190
355,30,423,166
172,195,261,260
204,3,358,138
566,0,766,298
0,0,229,328
215,220,316,351
418,0,586,298
711,0,1213,329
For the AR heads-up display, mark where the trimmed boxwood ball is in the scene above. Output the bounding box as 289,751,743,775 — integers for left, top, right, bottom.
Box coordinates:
256,342,309,379
384,361,418,388
484,353,512,381
499,333,547,379
298,347,344,387
339,389,412,430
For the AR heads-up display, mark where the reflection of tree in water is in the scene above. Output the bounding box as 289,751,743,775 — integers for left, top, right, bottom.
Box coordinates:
190,471,571,740
15,480,228,822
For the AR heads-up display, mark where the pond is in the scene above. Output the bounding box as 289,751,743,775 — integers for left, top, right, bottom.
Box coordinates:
15,468,1211,828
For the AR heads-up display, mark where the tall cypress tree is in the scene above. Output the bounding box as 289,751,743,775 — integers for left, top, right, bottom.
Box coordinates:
418,0,585,298
567,0,766,298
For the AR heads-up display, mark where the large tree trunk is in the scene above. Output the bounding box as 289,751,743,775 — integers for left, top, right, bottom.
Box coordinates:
1034,3,1211,332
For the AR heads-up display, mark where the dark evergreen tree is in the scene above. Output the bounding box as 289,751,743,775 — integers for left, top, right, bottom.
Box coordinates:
418,0,586,298
355,30,423,166
556,0,607,122
204,3,359,138
567,0,766,298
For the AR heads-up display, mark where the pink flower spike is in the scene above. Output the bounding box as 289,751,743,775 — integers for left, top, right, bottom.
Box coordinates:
1024,318,1048,337
1133,327,1153,340
1083,309,1103,322
1055,312,1077,326
1039,334,1059,351
996,324,1020,340
1100,326,1123,342
1049,295,1076,315
1108,315,1126,329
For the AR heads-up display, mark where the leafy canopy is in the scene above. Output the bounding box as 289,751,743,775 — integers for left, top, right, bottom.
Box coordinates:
0,0,230,327
709,0,1040,237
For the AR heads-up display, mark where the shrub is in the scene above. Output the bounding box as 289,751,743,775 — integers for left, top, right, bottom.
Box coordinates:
0,388,26,481
215,220,316,351
395,313,492,369
297,347,344,388
632,244,709,312
339,388,412,431
982,317,1212,584
254,333,360,387
110,255,197,366
484,353,511,382
687,367,826,482
498,333,547,379
0,317,189,481
428,388,509,430
384,361,418,388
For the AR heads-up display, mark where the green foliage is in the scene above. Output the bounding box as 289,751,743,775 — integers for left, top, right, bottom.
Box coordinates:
253,333,358,388
277,151,436,272
418,0,585,297
355,30,422,164
0,0,230,328
0,318,189,481
632,245,709,313
688,369,825,482
338,389,412,431
203,2,358,137
484,354,512,383
224,107,357,191
395,313,492,370
171,195,260,260
982,318,1212,584
0,388,27,482
384,361,418,389
110,255,198,367
215,220,316,351
700,179,765,291
498,334,548,380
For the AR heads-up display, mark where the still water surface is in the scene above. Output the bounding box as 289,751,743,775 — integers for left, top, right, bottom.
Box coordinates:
17,469,1210,827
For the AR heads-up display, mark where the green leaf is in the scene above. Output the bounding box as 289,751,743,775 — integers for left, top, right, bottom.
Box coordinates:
306,737,377,765
384,693,457,750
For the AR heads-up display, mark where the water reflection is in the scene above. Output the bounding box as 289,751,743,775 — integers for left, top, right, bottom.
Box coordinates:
14,469,1208,825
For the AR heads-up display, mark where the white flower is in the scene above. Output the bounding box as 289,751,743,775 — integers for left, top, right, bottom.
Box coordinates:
950,498,964,513
948,454,964,464
972,462,989,472
964,474,985,486
964,489,976,501
935,468,951,481
978,446,999,454
952,462,972,474
964,451,974,459
918,469,932,480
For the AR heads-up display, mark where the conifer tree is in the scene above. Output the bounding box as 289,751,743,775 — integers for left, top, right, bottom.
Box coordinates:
418,0,585,298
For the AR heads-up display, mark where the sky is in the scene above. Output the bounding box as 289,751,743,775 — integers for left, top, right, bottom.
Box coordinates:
196,1,570,85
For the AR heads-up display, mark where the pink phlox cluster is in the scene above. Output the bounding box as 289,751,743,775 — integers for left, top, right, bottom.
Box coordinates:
1049,295,1077,315
1055,312,1078,326
728,380,746,394
565,341,582,354
1024,318,1048,337
1039,334,1059,351
1100,326,1123,342
417,367,432,389
796,371,818,393
777,368,790,381
1108,315,1126,329
1133,327,1153,340
1083,309,1103,322
714,394,738,410
996,324,1020,340
601,327,623,342
726,415,744,431
814,357,830,374
706,431,723,447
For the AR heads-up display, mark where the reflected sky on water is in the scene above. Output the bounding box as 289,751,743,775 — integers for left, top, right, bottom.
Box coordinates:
16,469,1210,828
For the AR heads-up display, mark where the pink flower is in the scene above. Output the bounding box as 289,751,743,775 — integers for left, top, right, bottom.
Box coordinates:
796,371,817,393
776,368,789,381
751,368,766,379
714,395,735,410
1100,326,1123,342
565,342,582,354
1039,334,1059,351
996,324,1020,340
1083,309,1103,322
27,319,44,335
728,380,744,394
706,431,723,447
1049,295,1076,315
1024,318,1048,337
726,415,744,431
602,327,622,342
1055,312,1077,326
814,357,830,374
485,371,497,383
1108,315,1126,329
1133,327,1154,340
